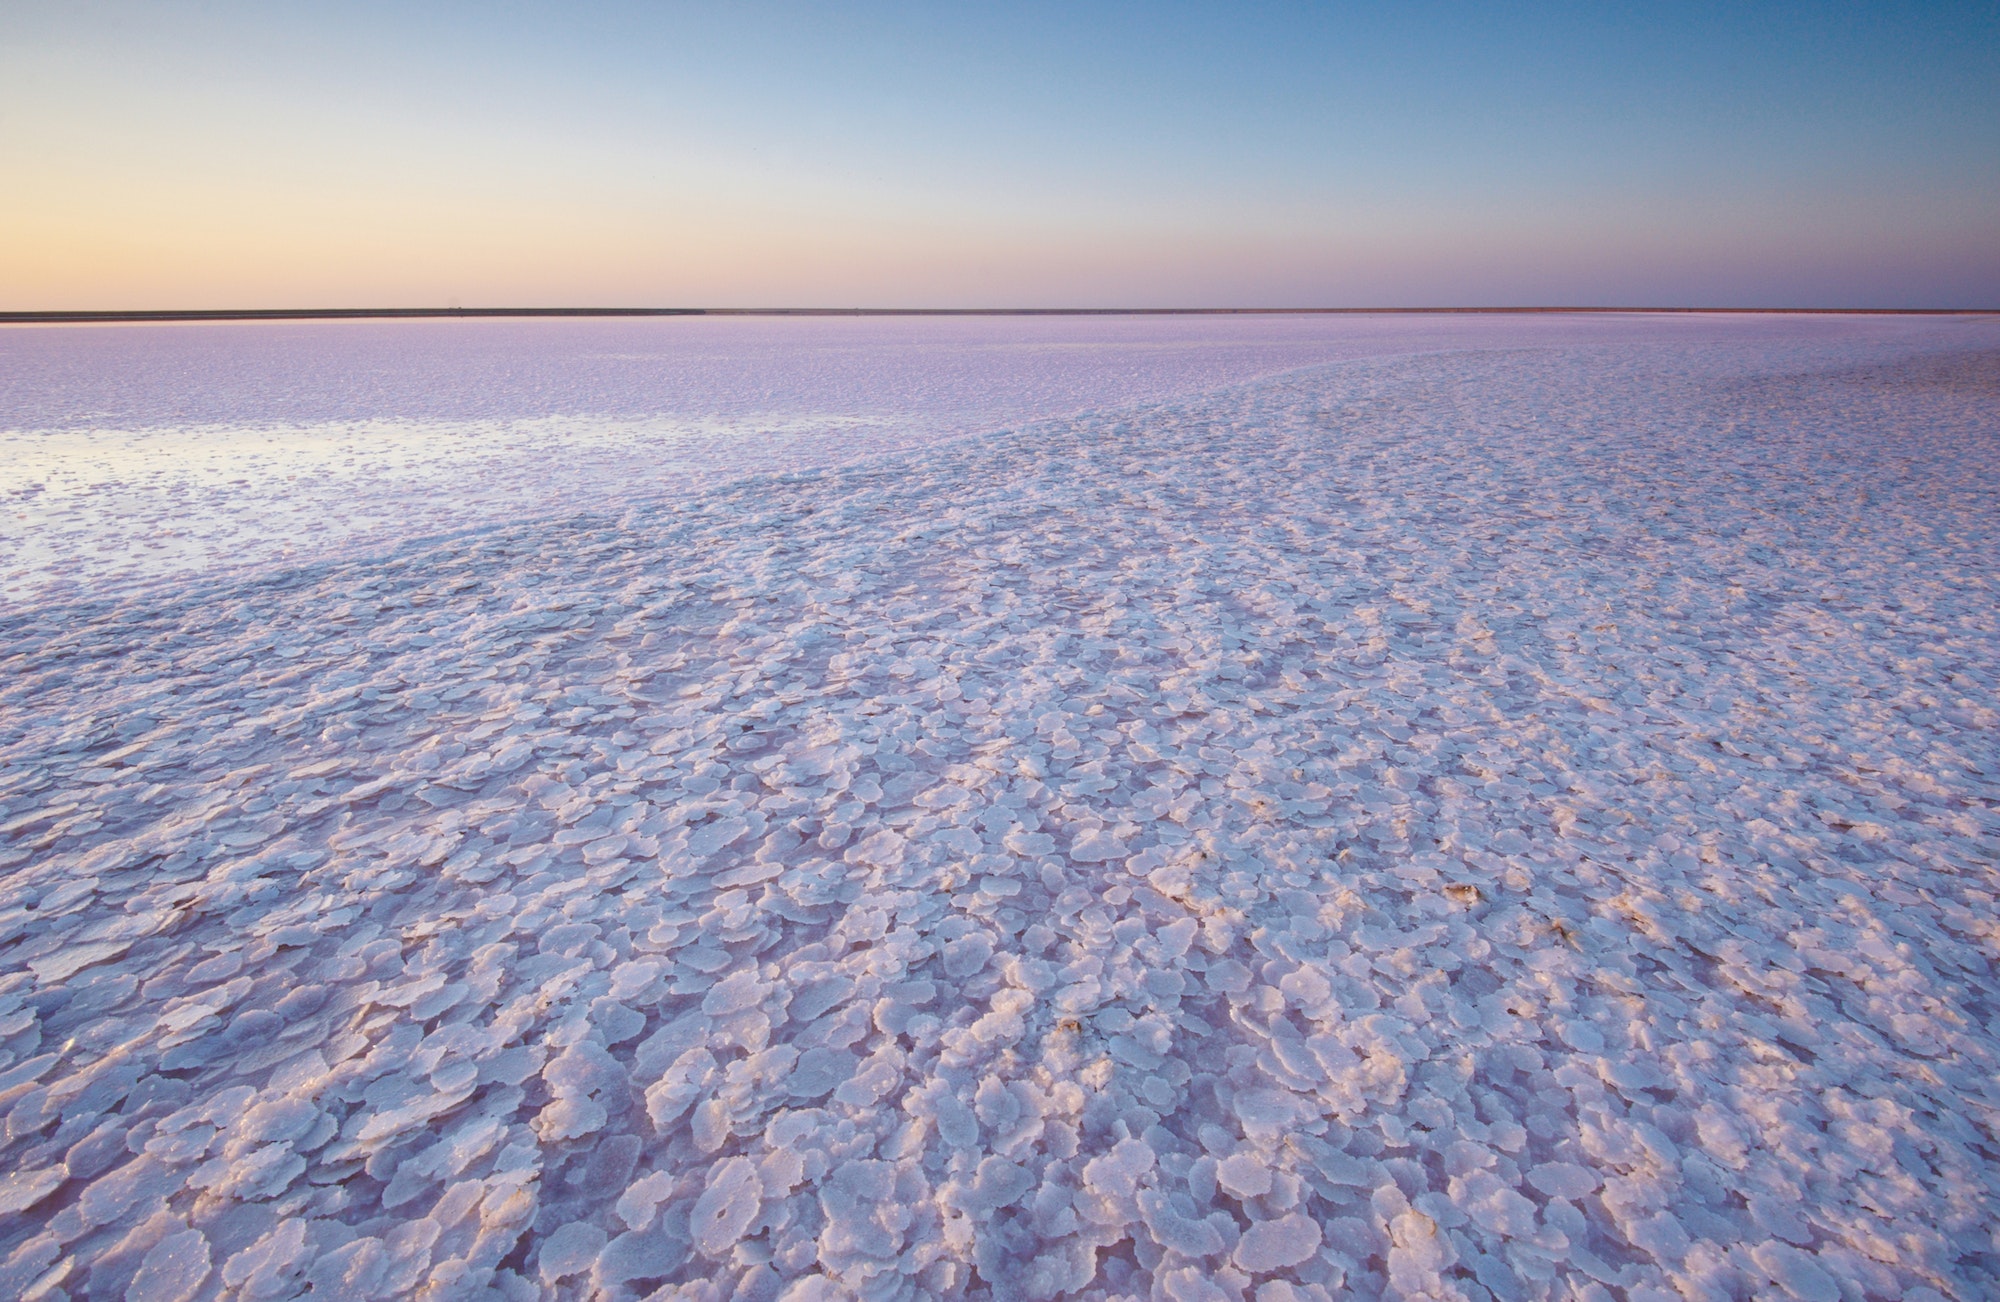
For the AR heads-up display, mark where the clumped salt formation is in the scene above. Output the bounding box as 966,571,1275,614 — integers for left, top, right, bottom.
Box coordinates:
1,329,1997,1301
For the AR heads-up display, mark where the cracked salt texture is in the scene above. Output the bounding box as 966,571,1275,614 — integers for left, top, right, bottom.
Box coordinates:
4,312,1941,609
3,313,1632,607
1,316,1997,1300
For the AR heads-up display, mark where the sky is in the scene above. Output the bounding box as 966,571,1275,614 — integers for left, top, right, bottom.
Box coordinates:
2,1,1996,309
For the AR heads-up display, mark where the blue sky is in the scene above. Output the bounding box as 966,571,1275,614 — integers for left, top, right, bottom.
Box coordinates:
3,1,1996,307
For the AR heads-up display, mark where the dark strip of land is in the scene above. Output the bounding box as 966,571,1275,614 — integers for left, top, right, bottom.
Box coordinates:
1,306,1993,325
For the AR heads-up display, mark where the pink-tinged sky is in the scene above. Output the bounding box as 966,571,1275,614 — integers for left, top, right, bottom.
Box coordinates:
3,2,1996,310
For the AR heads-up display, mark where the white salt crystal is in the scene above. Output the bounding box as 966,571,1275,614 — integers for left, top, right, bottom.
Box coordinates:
942,934,994,978
701,969,768,1017
615,1171,677,1231
1455,1170,1538,1238
1387,1209,1451,1293
1525,1162,1599,1200
1749,1241,1841,1302
1233,1212,1321,1272
306,1237,387,1298
935,1092,979,1149
1068,830,1128,862
537,1222,606,1283
220,1219,307,1290
608,960,663,1001
1231,1088,1296,1140
0,1168,64,1215
1628,1210,1691,1264
1216,1153,1273,1199
635,1013,714,1079
235,1099,321,1146
1136,1188,1225,1258
595,1227,686,1285
1082,1137,1156,1201
955,1156,1034,1214
690,1098,732,1153
127,1228,211,1302
788,1047,857,1100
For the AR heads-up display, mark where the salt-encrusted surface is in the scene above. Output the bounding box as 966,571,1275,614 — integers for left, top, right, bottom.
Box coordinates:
1,312,1521,604
2,312,1945,606
1,323,1997,1301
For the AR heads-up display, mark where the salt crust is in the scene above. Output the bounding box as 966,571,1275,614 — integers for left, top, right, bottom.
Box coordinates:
0,323,1997,1300
2,313,1600,606
5,313,1943,608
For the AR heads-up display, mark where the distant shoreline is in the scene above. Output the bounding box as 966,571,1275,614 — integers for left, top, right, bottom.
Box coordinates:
2,305,1993,325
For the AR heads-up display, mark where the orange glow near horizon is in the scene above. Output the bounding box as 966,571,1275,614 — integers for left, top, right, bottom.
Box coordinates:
4,3,1995,310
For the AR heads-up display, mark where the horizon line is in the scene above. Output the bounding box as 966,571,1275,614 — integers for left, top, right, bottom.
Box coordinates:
3,306,1995,326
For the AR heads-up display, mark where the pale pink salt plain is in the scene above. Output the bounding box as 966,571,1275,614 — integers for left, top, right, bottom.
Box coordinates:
0,314,1995,1301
